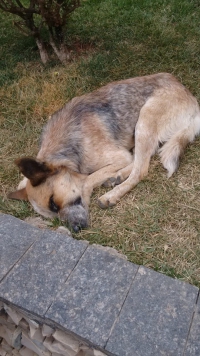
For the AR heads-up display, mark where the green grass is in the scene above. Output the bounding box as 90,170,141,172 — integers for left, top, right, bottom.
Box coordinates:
0,0,200,287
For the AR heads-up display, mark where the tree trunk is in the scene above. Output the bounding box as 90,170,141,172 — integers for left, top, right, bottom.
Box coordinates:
49,34,70,64
35,38,49,64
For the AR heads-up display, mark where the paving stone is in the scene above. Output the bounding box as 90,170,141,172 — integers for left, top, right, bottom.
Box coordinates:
52,330,79,352
44,339,76,356
29,326,43,342
0,345,7,356
0,214,42,281
19,347,35,356
21,331,50,356
46,245,138,348
0,314,16,331
0,230,88,316
1,338,13,352
0,324,22,349
18,319,29,332
106,266,198,356
185,293,200,356
3,304,23,325
42,324,54,337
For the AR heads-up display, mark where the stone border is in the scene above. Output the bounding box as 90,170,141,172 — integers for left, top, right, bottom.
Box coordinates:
0,302,106,356
0,213,200,356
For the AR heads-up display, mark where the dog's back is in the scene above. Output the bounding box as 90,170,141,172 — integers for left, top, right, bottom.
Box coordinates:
37,73,200,174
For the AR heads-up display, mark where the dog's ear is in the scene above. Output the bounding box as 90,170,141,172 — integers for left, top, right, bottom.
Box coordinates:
15,157,55,187
8,188,28,201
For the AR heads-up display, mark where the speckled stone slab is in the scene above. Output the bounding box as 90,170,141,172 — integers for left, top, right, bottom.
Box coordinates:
106,266,199,356
0,213,42,281
0,228,88,316
185,293,200,356
46,245,138,348
1,213,200,356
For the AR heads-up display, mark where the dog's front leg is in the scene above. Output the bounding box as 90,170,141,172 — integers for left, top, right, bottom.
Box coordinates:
82,163,129,206
98,115,159,208
97,160,148,208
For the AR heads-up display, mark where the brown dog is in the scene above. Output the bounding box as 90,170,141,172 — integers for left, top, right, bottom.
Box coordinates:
8,73,200,231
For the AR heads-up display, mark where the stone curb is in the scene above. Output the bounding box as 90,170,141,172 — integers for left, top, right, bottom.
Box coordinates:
0,213,199,356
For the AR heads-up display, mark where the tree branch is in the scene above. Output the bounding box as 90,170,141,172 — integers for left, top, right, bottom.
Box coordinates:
15,0,23,8
13,20,30,35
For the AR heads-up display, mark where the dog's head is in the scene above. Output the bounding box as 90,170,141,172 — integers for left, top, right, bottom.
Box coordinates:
8,158,89,232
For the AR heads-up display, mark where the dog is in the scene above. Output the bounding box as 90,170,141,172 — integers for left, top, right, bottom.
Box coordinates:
8,73,200,232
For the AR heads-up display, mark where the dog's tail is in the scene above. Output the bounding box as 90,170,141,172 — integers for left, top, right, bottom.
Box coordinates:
159,111,200,177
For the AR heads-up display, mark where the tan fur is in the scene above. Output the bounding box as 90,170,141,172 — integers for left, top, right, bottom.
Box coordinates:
8,73,200,231
8,188,28,201
26,168,87,218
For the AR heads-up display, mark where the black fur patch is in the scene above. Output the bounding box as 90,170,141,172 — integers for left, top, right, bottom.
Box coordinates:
16,158,54,187
49,195,60,213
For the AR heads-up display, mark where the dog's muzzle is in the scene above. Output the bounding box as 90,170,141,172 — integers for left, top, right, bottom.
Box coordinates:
59,202,89,232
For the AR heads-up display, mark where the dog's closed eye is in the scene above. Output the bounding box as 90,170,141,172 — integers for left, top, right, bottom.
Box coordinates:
73,196,82,205
49,195,60,213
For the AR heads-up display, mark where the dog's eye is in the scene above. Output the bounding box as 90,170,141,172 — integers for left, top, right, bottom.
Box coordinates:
73,196,82,205
69,196,82,206
49,195,60,213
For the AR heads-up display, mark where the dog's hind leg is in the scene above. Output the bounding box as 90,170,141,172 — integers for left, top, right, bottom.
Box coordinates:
98,99,200,208
97,108,159,208
159,115,200,177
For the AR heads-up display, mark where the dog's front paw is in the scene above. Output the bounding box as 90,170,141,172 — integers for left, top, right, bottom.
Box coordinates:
98,193,117,209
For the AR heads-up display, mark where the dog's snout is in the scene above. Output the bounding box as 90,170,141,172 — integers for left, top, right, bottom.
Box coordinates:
72,225,81,233
60,202,89,232
72,220,88,233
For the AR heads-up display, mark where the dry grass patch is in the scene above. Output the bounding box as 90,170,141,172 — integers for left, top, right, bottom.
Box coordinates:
1,69,200,287
1,0,200,287
78,147,200,286
0,61,88,193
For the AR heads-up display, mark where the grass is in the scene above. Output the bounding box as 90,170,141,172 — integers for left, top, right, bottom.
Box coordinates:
0,0,200,287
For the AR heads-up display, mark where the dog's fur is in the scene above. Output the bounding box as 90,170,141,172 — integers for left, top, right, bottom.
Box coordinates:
8,73,200,231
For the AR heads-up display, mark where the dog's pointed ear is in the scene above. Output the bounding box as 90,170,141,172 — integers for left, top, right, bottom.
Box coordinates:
15,157,55,187
8,188,28,201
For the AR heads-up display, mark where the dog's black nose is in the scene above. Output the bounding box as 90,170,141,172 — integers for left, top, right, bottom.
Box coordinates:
60,203,89,233
72,220,88,232
72,225,81,233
